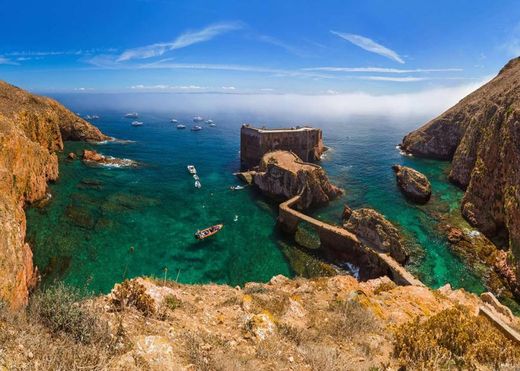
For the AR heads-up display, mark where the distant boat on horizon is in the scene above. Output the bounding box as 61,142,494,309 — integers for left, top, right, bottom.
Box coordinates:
193,116,204,123
177,124,186,129
125,112,139,118
131,121,143,126
171,119,178,123
191,125,202,131
205,119,213,124
209,123,216,127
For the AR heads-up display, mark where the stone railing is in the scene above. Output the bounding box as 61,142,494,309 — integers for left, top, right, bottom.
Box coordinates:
278,195,424,287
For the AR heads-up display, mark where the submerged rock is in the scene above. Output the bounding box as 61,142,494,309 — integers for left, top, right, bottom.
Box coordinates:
392,165,431,204
343,208,408,263
252,151,342,209
82,149,138,168
67,152,76,160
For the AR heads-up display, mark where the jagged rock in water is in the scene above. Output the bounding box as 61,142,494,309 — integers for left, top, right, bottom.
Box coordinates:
252,150,342,209
400,57,520,284
0,80,108,308
82,149,138,168
343,208,408,263
392,165,432,204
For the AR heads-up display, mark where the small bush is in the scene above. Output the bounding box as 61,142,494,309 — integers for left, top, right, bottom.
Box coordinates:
326,299,379,339
29,282,105,344
373,281,397,295
278,323,305,345
301,344,348,371
164,294,182,310
394,305,520,369
110,279,155,315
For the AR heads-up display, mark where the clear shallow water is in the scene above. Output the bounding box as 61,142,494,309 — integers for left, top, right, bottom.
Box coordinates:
27,113,485,294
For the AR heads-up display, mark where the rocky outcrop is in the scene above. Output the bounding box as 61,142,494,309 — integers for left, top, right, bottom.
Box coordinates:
252,151,342,209
0,80,108,308
400,58,520,264
342,208,408,263
392,165,432,204
82,149,138,168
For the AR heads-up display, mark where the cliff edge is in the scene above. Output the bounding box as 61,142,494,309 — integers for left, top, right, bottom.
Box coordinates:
0,81,108,308
401,57,520,269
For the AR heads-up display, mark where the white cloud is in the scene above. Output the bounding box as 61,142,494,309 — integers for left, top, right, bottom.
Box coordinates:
256,35,306,57
117,22,243,62
331,31,405,64
221,86,236,90
0,56,18,65
360,76,426,82
69,79,490,122
302,67,462,73
130,84,206,90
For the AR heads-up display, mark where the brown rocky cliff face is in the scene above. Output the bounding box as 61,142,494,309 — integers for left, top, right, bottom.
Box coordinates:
0,81,108,308
252,151,342,209
400,57,520,268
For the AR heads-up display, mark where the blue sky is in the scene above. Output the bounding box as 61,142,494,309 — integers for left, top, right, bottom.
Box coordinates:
1,0,519,95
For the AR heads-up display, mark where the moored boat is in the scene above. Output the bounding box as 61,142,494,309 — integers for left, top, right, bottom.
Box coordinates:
177,124,186,129
194,180,202,188
230,185,244,190
171,119,178,123
191,125,202,131
125,112,139,118
205,119,213,124
195,224,223,240
131,121,144,126
193,116,203,122
187,165,197,174
209,123,216,127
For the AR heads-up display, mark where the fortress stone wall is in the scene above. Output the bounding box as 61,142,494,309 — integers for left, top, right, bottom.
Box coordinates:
240,124,324,170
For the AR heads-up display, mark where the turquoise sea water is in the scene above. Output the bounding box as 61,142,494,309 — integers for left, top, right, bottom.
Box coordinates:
26,113,485,294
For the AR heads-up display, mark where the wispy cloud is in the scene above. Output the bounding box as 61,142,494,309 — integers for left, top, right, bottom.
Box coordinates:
360,76,426,82
302,67,463,73
256,35,306,57
117,22,243,62
0,56,18,65
331,31,404,64
131,84,206,90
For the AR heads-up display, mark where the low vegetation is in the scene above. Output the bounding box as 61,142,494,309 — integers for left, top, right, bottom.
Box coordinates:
394,305,520,369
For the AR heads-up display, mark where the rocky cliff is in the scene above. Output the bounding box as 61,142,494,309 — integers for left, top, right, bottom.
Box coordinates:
401,57,520,270
251,151,342,209
0,81,108,308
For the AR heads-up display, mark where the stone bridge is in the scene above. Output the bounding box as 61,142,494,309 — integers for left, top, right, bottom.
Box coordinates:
278,195,424,287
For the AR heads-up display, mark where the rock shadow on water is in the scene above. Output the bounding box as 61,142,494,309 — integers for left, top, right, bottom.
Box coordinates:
101,192,160,214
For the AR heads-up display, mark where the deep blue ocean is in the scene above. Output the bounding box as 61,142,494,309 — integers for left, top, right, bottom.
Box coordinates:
26,112,486,295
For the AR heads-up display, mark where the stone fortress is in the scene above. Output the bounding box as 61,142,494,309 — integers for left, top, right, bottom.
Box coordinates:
240,124,325,170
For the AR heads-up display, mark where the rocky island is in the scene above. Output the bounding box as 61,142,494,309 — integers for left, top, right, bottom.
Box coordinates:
392,165,432,204
244,150,342,209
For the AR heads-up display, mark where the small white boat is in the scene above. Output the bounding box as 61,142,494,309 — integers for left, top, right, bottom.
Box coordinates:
131,121,143,126
177,124,186,129
193,116,204,122
205,119,213,124
171,119,178,123
209,123,216,127
187,165,197,174
125,112,139,118
191,125,202,131
193,174,200,181
85,114,99,120
230,185,245,191
194,180,202,188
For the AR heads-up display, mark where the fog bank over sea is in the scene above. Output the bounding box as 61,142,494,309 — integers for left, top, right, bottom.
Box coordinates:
46,79,487,122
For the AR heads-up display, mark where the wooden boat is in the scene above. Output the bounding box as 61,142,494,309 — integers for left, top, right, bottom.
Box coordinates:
195,224,223,240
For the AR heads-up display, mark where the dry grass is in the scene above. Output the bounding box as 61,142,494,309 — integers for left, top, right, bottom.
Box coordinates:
394,305,520,369
0,284,125,370
324,299,380,339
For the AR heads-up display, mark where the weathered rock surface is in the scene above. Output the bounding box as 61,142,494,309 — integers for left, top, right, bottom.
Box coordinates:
0,80,108,308
82,149,138,168
392,165,431,204
252,151,342,209
343,208,408,263
400,57,520,266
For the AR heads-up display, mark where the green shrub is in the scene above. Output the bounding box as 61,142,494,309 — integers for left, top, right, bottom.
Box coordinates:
110,279,156,315
29,282,105,344
164,294,182,310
